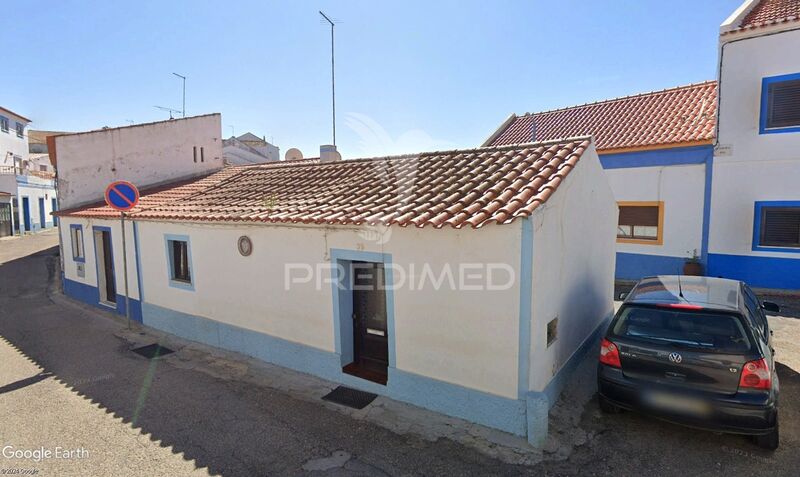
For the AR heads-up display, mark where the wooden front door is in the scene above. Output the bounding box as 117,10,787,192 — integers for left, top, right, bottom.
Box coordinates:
97,230,116,304
349,261,388,382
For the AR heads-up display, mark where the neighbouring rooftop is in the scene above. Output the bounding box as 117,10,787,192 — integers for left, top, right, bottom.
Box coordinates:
485,81,718,153
56,139,593,229
731,0,800,34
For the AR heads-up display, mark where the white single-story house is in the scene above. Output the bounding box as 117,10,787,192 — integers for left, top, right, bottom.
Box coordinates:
55,138,617,445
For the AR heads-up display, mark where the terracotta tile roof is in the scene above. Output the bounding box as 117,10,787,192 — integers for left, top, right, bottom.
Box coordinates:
54,166,249,218
733,0,800,34
487,81,717,153
58,140,593,229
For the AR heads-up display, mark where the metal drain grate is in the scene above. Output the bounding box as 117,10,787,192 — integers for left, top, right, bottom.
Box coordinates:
322,386,378,409
131,343,175,359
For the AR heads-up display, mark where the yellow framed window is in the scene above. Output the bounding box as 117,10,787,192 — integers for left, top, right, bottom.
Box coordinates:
616,201,664,245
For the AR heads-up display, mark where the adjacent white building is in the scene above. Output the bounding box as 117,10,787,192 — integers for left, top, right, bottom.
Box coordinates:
485,83,716,280
705,0,800,290
56,133,617,446
53,114,224,210
487,0,800,291
0,106,58,237
223,132,280,165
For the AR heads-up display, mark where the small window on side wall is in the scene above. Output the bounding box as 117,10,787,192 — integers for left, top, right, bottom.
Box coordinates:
761,75,800,133
617,201,663,245
758,206,800,249
167,237,192,287
70,225,85,262
0,117,8,133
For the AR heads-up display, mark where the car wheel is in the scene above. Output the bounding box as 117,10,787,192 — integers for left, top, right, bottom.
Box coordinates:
754,420,779,450
598,395,621,414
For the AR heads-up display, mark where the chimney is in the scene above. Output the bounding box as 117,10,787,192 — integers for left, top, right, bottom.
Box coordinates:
320,144,341,162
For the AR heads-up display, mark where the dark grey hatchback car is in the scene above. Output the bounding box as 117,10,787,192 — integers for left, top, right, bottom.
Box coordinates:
598,276,780,449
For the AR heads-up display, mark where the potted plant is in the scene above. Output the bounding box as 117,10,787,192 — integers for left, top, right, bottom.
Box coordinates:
683,249,703,276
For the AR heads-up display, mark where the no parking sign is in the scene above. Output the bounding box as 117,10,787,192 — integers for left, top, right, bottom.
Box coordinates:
104,181,140,211
104,180,139,329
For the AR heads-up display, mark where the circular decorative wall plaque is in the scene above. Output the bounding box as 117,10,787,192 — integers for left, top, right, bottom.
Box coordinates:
237,236,253,256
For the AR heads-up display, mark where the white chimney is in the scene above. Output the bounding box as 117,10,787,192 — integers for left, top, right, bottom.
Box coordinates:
320,144,341,162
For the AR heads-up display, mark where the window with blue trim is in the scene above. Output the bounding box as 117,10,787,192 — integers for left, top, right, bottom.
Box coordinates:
761,74,800,134
757,206,800,249
168,239,192,284
15,122,23,138
0,116,8,133
70,225,85,262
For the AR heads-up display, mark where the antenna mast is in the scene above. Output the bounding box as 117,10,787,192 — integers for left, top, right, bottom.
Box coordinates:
319,11,336,146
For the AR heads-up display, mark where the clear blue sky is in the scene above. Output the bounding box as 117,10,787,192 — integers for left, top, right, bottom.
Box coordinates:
5,0,742,158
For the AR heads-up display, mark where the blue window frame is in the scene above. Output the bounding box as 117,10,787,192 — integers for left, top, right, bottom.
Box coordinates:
70,224,85,262
0,116,8,133
15,121,23,138
164,234,194,290
752,201,800,253
760,73,800,134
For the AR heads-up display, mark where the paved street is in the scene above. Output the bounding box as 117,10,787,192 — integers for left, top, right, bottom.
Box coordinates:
1,231,800,476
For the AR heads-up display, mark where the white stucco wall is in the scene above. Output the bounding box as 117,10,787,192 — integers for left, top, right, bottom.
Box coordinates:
59,216,141,301
54,114,224,209
0,109,28,167
136,221,523,399
604,164,705,258
711,27,800,258
17,181,57,230
529,143,617,392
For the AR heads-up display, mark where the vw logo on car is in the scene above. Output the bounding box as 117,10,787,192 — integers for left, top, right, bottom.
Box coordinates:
668,352,682,364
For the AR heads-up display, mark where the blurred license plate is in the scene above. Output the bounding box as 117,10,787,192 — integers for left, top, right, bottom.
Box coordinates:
642,391,711,416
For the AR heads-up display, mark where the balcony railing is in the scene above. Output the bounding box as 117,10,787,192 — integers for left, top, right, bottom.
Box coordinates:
0,165,56,179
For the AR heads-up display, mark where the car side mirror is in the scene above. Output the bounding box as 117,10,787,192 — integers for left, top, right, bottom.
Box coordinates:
618,292,628,300
762,301,780,314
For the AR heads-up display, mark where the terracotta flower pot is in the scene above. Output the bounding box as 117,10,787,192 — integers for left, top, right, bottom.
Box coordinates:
683,261,703,276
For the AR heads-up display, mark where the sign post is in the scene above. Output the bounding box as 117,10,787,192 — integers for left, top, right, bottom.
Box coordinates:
104,181,140,329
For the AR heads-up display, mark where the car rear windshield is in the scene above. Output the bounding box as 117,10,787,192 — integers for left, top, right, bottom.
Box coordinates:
611,305,751,353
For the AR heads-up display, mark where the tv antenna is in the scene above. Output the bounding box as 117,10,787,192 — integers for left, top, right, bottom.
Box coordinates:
319,11,337,146
154,105,182,119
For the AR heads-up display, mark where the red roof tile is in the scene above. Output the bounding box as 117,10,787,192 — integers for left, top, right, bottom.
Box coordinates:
734,0,800,33
487,81,717,152
55,166,249,218
58,140,593,229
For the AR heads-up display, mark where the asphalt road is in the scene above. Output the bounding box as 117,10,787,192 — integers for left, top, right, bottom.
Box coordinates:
1,231,799,476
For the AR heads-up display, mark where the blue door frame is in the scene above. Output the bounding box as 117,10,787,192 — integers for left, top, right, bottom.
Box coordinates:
52,198,58,226
21,197,30,231
38,197,46,228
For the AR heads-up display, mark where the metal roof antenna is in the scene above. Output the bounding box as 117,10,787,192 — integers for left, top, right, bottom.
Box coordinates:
319,11,337,147
678,275,685,300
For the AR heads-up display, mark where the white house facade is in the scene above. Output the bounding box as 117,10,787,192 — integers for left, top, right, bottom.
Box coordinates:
484,83,716,281
708,0,800,289
486,0,800,291
56,139,617,445
0,106,58,237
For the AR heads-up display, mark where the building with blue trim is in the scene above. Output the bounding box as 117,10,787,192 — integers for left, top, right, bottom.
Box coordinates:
0,106,58,237
485,0,800,291
55,136,617,446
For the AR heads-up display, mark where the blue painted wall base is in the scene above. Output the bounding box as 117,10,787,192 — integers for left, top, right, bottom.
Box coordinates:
525,315,610,446
141,302,529,436
615,252,687,280
708,253,800,290
64,278,143,323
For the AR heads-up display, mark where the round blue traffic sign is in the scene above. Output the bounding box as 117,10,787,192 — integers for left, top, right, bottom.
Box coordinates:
104,181,140,211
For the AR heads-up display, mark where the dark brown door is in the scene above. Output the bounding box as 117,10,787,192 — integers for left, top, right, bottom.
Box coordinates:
102,231,116,303
352,261,388,379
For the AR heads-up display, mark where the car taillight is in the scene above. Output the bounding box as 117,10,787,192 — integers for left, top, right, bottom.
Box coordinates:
739,358,771,390
599,338,621,368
